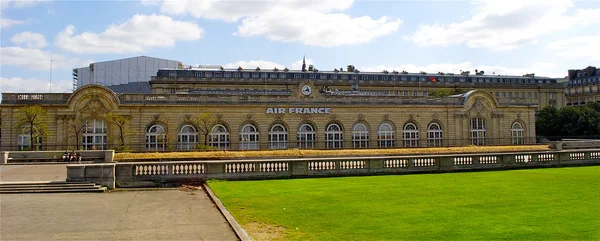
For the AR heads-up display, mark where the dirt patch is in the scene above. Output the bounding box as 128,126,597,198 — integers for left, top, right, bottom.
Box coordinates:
243,222,286,241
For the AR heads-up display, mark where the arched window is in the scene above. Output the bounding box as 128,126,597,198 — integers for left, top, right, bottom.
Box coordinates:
511,122,524,145
403,123,419,147
297,124,316,149
378,123,395,148
470,118,486,146
209,124,230,150
18,127,42,151
269,124,288,150
240,124,259,150
427,123,442,147
146,125,166,151
325,123,343,149
177,125,198,150
83,119,107,150
352,124,369,148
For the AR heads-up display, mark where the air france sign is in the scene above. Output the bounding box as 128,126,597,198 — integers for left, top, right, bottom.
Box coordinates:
266,107,332,114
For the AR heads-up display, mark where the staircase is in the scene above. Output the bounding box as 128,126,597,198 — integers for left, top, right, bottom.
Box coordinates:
0,181,107,194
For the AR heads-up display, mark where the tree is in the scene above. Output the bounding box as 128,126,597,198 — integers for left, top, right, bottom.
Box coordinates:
66,117,90,150
105,112,135,151
15,105,49,151
193,113,217,146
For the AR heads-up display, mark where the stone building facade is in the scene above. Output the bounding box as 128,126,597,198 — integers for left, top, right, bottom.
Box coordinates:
565,66,600,106
1,79,536,151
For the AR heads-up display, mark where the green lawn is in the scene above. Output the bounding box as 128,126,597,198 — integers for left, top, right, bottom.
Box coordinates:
208,167,600,241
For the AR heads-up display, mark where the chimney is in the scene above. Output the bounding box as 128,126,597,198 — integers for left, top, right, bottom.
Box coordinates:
308,65,314,71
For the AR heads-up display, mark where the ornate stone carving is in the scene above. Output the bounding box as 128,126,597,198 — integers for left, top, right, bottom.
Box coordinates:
382,114,390,121
357,114,365,121
246,114,254,121
216,114,223,121
328,114,339,121
80,94,110,117
273,114,284,121
301,114,312,121
184,114,192,121
432,113,439,120
153,114,160,120
469,98,488,116
492,111,505,119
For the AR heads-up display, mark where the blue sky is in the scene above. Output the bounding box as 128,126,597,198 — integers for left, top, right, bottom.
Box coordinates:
1,0,599,94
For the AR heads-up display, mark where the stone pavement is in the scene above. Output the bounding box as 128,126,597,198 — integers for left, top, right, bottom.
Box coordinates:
0,164,67,182
0,189,238,240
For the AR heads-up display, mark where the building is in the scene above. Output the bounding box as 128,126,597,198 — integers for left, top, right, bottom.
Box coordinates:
72,56,182,93
565,66,600,106
1,61,545,151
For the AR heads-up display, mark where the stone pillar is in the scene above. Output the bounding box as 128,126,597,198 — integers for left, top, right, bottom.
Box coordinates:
1,151,8,164
104,150,115,162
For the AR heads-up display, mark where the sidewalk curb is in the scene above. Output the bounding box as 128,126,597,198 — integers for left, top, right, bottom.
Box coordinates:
203,183,252,241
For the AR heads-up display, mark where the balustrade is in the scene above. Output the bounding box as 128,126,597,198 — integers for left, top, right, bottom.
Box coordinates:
384,159,408,168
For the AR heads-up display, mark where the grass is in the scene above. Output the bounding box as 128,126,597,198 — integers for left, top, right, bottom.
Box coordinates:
114,145,550,161
208,166,600,241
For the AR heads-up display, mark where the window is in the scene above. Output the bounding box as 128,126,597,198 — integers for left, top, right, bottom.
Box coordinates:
502,92,506,97
297,124,316,149
242,73,250,78
261,73,268,79
549,92,556,100
521,92,525,98
511,122,524,145
341,75,348,80
279,73,286,79
325,123,343,149
209,124,230,150
320,74,327,80
224,72,231,78
378,123,395,148
370,75,378,80
252,73,259,78
294,74,302,79
331,75,338,80
470,118,486,146
534,92,538,98
404,91,409,96
239,124,259,150
403,123,419,147
195,72,202,78
427,123,442,147
309,74,316,79
352,75,358,80
352,124,369,148
214,72,222,78
205,72,212,78
169,71,176,77
83,119,106,150
413,91,418,96
509,92,513,97
177,125,198,150
233,73,240,78
146,124,166,151
18,127,42,151
269,124,288,150
382,76,388,81
495,92,500,98
528,92,531,98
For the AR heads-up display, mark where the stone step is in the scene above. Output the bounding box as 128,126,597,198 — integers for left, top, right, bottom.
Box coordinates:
0,187,107,194
0,183,98,188
0,181,106,194
0,185,102,190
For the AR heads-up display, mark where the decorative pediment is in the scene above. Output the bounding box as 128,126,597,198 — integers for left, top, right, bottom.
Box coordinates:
382,114,390,121
301,114,313,121
273,114,284,121
216,114,223,121
246,114,254,121
79,94,110,117
468,98,488,116
328,114,339,122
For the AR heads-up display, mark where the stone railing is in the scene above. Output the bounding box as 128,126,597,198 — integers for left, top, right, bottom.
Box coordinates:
1,93,71,104
67,149,600,189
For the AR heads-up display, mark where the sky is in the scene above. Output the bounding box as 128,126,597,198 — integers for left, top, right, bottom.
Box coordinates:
1,0,599,94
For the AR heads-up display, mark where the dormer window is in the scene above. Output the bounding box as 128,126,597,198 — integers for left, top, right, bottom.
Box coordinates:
205,72,212,78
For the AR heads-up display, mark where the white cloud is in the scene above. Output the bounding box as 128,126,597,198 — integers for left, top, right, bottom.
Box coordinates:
0,47,93,70
222,60,285,70
408,0,600,50
154,0,402,47
0,18,28,29
11,31,47,49
360,61,565,78
54,14,204,54
547,35,600,61
0,77,72,94
140,0,160,5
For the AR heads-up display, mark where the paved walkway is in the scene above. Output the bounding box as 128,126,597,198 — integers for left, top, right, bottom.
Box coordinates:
0,189,238,240
0,164,67,182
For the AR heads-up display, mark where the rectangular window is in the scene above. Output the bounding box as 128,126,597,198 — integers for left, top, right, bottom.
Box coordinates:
169,71,176,77
341,75,348,80
413,91,418,96
410,76,417,81
401,76,408,81
205,72,212,78
509,92,513,97
331,75,338,80
423,91,428,96
352,75,358,80
309,74,316,79
279,73,286,79
382,76,388,81
502,92,506,97
242,73,250,78
361,75,368,80
534,92,538,98
370,75,378,80
404,91,408,96
320,74,327,80
521,92,525,98
495,92,499,97
261,73,268,78
252,73,259,78
550,93,556,100
528,92,531,98
213,72,222,78
224,72,231,78
294,74,302,79
195,72,202,78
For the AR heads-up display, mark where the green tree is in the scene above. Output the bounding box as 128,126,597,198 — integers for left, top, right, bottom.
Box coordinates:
105,112,135,151
536,106,560,137
67,117,90,150
15,105,49,150
193,113,217,146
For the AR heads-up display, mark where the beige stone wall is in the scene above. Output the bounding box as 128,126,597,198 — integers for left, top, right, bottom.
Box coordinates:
0,85,537,151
